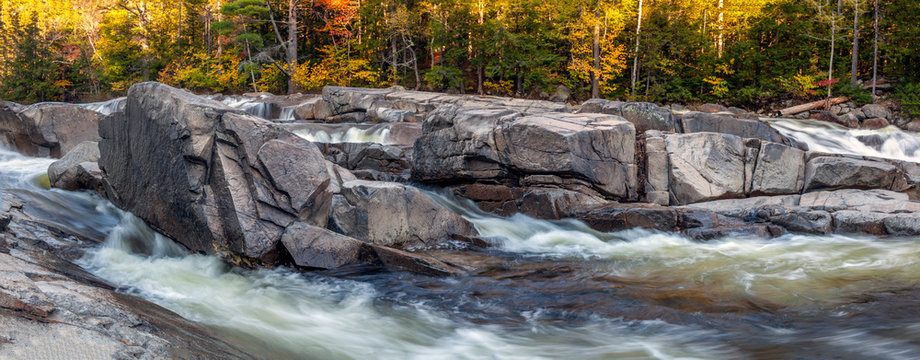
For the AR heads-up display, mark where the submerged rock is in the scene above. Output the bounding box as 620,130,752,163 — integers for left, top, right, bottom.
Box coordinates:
47,141,103,193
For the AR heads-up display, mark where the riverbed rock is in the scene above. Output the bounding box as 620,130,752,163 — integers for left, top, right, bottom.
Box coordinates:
317,142,412,182
329,180,476,249
665,132,747,205
323,86,568,120
861,118,890,129
579,99,680,133
99,82,333,264
0,103,102,158
750,142,806,195
47,141,103,193
861,104,891,120
412,107,638,201
803,156,898,191
680,112,792,145
0,202,254,359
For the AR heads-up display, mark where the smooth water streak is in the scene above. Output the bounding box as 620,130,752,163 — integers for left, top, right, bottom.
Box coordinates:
767,117,920,162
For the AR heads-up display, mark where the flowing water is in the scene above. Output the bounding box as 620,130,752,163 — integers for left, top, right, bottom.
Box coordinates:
291,124,393,145
766,117,920,162
6,142,920,359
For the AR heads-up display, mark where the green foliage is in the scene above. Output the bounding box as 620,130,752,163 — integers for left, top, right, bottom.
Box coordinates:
0,13,62,102
835,83,873,105
895,83,920,118
424,66,463,91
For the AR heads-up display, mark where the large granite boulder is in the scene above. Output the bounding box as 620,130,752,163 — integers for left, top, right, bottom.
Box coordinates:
579,99,680,133
412,107,638,201
749,142,806,195
0,102,102,157
329,180,476,248
47,141,103,193
803,155,898,191
664,132,749,205
680,112,793,146
99,82,333,264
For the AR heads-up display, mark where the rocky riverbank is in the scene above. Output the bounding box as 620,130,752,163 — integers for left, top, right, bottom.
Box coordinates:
3,83,920,274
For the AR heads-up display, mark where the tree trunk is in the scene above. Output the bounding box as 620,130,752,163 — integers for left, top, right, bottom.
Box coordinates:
287,0,297,94
591,0,600,99
717,0,724,58
851,0,860,86
631,0,644,97
872,0,879,98
780,96,849,116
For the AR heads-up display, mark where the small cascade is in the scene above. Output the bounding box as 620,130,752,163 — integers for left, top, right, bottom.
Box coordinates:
79,97,126,116
766,118,920,162
294,126,393,145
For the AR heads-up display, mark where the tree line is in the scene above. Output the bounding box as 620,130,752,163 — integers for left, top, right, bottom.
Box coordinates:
0,0,918,108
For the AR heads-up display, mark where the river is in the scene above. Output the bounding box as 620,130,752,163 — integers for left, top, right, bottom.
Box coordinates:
4,120,920,359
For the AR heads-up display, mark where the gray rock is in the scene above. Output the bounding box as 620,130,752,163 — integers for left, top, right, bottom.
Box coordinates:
47,141,102,192
412,107,638,200
681,195,802,217
323,86,567,119
329,180,476,248
680,112,792,145
0,103,102,158
665,132,747,205
861,104,891,120
799,189,920,213
281,222,370,269
750,142,806,195
99,82,332,264
519,187,606,220
803,156,898,191
579,99,680,133
550,85,571,103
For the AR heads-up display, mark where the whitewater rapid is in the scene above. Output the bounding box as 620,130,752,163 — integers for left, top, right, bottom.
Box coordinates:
5,130,920,358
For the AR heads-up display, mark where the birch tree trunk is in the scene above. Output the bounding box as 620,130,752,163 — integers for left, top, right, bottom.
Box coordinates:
631,0,643,97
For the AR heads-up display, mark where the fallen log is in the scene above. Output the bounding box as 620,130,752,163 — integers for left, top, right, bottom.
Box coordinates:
779,96,849,116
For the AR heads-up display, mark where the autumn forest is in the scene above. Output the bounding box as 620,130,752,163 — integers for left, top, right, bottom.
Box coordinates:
1,0,918,109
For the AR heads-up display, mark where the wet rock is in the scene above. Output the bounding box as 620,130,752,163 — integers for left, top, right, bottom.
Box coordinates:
906,119,920,132
329,180,476,249
519,188,606,220
861,118,890,129
0,103,102,158
99,82,332,264
383,123,422,146
47,141,103,193
680,112,792,145
750,142,806,195
0,206,253,359
317,142,412,179
0,214,9,232
767,208,833,234
665,132,747,205
572,203,680,233
683,224,782,240
861,104,891,120
833,210,890,235
281,222,371,269
579,99,680,133
413,107,638,200
803,156,898,191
